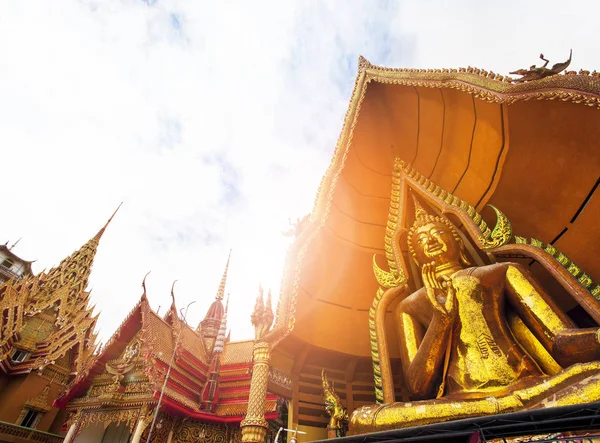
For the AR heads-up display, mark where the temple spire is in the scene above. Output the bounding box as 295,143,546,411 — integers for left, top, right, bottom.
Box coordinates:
94,202,122,241
200,293,228,412
213,297,228,354
31,207,121,318
197,251,230,336
1,210,120,375
215,249,232,300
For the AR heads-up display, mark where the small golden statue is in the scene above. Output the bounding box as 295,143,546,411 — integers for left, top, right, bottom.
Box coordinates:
322,369,348,437
350,196,600,434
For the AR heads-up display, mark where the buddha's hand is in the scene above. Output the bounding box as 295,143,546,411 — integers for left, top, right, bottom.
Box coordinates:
422,262,456,325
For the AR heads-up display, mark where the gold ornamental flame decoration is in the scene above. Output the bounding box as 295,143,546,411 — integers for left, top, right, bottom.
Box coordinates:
478,205,512,250
372,255,407,289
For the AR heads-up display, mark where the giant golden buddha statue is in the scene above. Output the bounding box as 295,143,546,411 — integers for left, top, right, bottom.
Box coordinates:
350,194,600,434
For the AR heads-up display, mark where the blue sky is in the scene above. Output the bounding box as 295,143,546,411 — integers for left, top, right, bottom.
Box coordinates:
1,0,598,343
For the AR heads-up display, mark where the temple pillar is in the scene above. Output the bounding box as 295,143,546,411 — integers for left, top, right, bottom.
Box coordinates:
63,423,77,443
63,411,82,443
241,341,270,442
131,420,146,443
131,407,150,443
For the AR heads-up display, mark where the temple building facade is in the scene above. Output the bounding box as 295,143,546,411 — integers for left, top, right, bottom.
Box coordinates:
0,219,290,443
55,253,289,443
0,218,110,442
0,242,33,285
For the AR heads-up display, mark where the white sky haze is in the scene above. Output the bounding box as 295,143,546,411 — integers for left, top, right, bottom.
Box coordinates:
1,0,599,343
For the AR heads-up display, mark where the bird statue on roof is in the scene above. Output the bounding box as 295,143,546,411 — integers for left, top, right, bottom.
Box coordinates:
509,49,572,83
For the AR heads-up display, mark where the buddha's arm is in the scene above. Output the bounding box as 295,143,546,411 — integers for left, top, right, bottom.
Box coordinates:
505,263,600,367
396,296,453,399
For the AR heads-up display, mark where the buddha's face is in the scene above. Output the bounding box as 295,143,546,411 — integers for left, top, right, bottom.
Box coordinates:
411,222,461,267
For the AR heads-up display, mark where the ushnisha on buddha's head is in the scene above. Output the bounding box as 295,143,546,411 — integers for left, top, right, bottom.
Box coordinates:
407,197,471,270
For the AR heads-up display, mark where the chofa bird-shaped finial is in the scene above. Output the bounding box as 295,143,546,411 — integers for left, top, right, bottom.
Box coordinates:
509,49,572,83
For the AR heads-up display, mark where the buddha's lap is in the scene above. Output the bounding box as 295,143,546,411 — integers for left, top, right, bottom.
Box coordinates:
349,362,600,434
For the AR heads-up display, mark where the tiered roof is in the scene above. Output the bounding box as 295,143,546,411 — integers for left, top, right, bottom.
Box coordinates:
0,209,119,380
0,243,34,282
55,253,280,422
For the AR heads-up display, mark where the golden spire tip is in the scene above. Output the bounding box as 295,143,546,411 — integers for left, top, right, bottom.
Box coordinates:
95,202,123,240
215,250,231,300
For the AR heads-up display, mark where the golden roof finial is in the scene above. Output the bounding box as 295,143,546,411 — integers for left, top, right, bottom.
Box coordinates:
170,280,178,309
265,288,273,314
358,55,373,71
215,250,231,301
165,280,178,323
94,202,122,240
252,285,264,318
257,284,264,309
141,271,151,302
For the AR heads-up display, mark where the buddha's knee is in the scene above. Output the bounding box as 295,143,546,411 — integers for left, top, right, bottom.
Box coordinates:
348,404,381,435
348,397,523,435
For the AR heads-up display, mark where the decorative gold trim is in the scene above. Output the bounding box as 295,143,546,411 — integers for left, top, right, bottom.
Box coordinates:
362,57,600,109
263,63,371,348
77,408,141,434
23,382,53,413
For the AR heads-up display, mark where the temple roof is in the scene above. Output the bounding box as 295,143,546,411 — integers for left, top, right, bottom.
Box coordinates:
55,290,278,421
198,251,230,336
0,244,33,272
203,299,225,323
0,213,117,376
278,56,600,358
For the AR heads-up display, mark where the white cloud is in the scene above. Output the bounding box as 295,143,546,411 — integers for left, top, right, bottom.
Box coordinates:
1,0,598,343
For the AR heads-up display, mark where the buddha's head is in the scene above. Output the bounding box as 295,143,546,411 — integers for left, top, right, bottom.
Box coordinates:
407,197,470,269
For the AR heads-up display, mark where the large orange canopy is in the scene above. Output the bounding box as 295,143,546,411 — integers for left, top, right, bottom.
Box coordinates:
278,57,600,359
